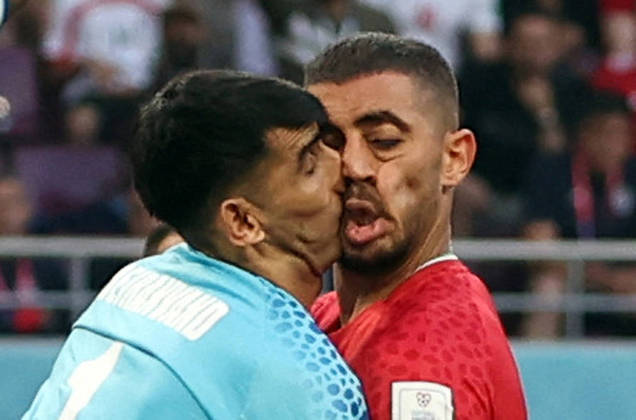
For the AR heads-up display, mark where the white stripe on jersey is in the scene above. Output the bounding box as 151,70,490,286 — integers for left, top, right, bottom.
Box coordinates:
58,342,125,420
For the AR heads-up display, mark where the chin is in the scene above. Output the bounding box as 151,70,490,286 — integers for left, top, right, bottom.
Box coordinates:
340,239,409,275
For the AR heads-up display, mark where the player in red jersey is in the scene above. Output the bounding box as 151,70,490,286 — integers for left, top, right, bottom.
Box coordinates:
306,33,527,420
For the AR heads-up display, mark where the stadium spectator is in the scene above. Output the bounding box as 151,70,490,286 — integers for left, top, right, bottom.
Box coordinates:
277,0,395,83
153,3,205,90
307,33,526,420
0,176,67,334
460,7,592,233
23,70,369,419
45,187,159,290
521,92,636,337
0,0,47,142
184,0,235,70
360,0,502,69
232,0,280,76
142,223,183,257
502,0,602,55
42,0,172,144
590,3,636,129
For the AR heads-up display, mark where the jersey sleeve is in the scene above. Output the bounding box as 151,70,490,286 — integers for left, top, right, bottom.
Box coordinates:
311,291,340,329
23,329,207,420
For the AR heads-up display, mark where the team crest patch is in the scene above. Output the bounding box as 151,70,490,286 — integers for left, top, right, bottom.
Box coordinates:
392,381,453,420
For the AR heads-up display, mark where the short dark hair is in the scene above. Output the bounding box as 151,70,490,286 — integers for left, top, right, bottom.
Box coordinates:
576,91,631,130
503,6,560,38
163,5,199,26
131,70,329,234
304,32,459,129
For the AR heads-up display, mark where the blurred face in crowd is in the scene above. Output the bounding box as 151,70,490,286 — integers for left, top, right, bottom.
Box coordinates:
602,11,636,56
309,72,471,273
163,11,203,65
508,14,562,75
248,123,345,274
580,112,633,173
0,178,32,235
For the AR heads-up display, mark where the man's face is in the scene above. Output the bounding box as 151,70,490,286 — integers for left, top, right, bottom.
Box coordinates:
582,112,633,172
253,123,345,274
309,72,447,272
508,15,561,75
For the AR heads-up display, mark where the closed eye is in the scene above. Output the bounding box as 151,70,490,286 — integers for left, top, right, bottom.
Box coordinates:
371,139,402,150
301,142,319,175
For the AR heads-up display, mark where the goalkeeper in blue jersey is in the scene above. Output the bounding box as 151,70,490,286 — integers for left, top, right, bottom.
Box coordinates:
23,70,369,420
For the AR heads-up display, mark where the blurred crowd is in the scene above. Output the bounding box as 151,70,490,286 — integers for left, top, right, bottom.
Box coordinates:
0,0,635,337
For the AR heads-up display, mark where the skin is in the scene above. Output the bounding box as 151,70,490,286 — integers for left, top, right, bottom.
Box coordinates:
154,232,184,254
309,71,476,323
206,122,345,307
507,14,562,77
0,178,32,235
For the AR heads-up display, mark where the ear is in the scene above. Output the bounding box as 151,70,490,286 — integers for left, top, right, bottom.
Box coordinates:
441,128,476,190
218,198,265,247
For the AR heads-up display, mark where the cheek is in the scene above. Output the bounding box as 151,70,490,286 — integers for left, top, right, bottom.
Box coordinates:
378,161,439,217
290,178,337,218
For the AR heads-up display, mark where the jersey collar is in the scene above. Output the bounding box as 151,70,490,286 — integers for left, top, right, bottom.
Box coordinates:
413,252,458,275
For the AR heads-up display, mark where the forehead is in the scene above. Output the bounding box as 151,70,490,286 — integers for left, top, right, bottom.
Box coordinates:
512,15,557,37
308,72,434,129
265,123,320,154
0,180,25,196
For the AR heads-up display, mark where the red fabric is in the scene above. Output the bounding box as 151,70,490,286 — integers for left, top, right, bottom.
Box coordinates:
0,259,46,332
592,60,636,100
601,0,636,12
591,59,636,149
312,260,527,420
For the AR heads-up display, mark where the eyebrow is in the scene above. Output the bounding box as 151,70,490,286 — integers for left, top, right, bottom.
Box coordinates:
296,122,342,169
354,110,412,133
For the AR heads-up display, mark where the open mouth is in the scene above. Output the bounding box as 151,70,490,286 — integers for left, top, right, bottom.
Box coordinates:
343,199,391,246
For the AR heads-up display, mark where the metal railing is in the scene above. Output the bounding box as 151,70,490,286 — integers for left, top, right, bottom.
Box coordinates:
0,237,634,337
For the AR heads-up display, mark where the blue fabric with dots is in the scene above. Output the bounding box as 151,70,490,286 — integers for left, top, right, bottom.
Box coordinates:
36,243,369,419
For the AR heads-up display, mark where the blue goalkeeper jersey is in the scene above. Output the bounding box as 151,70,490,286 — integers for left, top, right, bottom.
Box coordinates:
23,244,369,419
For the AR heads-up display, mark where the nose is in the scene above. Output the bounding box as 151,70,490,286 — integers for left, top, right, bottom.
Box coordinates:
342,136,376,184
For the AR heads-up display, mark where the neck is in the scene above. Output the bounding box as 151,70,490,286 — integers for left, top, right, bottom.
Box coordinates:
336,215,452,325
198,237,322,309
245,245,323,308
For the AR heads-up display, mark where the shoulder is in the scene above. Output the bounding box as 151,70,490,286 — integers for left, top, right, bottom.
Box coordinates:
24,329,206,419
312,291,339,316
311,291,342,332
380,261,514,375
376,262,524,417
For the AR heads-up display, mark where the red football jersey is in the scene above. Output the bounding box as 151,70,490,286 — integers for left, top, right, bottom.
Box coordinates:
312,259,527,420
